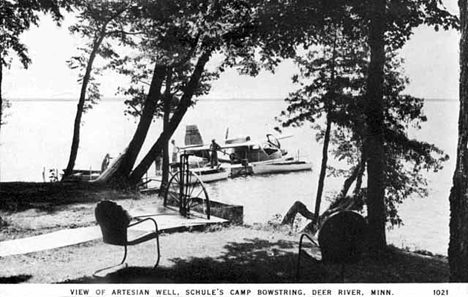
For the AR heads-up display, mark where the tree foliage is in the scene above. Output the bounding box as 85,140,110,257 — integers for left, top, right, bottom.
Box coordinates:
98,0,312,185
0,0,76,134
113,54,218,119
0,0,75,68
67,1,135,111
56,0,456,196
277,27,448,227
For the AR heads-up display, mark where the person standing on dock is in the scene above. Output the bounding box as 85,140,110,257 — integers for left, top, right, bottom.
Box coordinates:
210,139,221,168
155,153,162,175
101,153,111,172
171,139,179,164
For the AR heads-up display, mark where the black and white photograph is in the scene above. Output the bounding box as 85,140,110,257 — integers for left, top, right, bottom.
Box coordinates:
0,0,464,295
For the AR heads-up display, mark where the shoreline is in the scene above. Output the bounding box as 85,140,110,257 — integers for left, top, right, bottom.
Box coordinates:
0,183,449,283
0,181,447,257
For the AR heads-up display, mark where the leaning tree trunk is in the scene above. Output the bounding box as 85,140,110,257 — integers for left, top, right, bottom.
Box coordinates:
282,152,366,234
352,151,366,196
337,146,366,199
449,0,468,282
365,0,387,255
108,65,166,184
63,31,107,179
282,201,316,226
128,51,212,185
61,4,129,180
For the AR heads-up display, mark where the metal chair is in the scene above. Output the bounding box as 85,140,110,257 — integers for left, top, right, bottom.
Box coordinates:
93,200,161,277
296,211,367,282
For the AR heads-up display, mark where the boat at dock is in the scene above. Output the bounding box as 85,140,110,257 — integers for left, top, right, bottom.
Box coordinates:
66,169,101,181
190,166,229,183
251,159,312,175
179,124,313,177
43,167,101,182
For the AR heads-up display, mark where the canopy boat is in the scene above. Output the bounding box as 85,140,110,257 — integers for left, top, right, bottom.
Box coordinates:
180,125,313,177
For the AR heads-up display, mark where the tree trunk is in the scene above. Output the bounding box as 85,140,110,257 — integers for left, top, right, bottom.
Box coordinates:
161,68,173,192
314,33,338,223
365,0,387,254
63,32,106,179
0,59,3,136
63,6,130,180
352,151,366,196
339,164,361,199
108,65,166,184
449,0,468,282
314,114,332,223
128,50,212,185
336,146,366,199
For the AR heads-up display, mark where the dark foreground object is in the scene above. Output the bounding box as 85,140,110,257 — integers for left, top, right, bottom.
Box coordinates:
297,211,367,282
94,201,161,277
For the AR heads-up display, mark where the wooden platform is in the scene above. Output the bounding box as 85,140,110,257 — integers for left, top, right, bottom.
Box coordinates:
0,207,226,258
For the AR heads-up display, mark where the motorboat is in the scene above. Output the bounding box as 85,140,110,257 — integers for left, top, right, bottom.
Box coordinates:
251,159,313,175
190,165,230,183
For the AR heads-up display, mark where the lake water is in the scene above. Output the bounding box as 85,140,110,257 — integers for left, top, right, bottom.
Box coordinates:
0,98,458,255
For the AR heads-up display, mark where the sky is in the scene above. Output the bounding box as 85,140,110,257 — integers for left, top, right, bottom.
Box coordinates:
2,3,460,101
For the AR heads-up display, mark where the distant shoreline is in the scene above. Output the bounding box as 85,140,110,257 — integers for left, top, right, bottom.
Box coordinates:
6,97,459,102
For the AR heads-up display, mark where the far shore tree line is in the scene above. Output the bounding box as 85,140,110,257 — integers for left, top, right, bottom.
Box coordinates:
2,0,468,281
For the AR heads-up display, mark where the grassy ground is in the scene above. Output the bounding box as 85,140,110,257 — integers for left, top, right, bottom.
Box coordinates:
0,182,449,283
